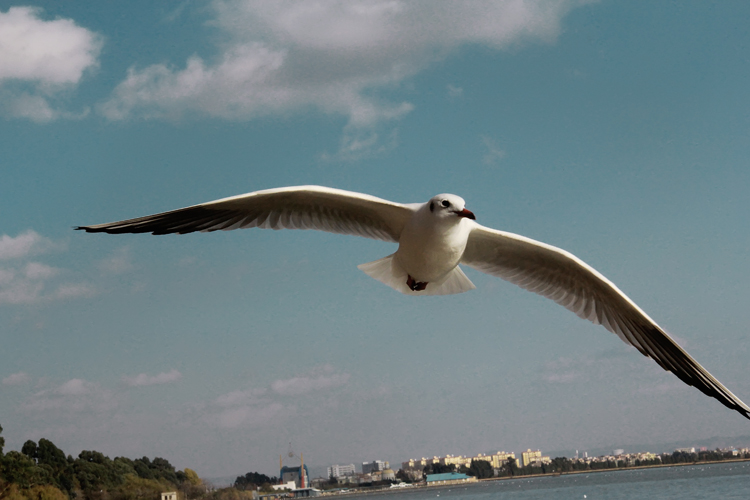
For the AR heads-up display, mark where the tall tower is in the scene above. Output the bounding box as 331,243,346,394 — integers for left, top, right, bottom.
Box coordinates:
300,453,306,488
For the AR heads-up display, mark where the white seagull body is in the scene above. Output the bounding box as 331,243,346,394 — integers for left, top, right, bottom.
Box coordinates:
77,185,750,420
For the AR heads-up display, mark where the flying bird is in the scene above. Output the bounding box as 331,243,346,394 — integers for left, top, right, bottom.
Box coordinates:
76,185,750,420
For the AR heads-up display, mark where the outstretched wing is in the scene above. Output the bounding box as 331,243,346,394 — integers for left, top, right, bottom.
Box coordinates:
76,185,415,242
462,223,750,420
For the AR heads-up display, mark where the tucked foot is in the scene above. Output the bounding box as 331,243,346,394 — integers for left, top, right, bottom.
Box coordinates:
406,275,428,291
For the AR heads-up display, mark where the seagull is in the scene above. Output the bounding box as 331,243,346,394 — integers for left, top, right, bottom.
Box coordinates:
76,185,750,420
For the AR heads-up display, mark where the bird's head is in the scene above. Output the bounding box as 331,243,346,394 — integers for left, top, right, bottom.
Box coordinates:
428,194,476,221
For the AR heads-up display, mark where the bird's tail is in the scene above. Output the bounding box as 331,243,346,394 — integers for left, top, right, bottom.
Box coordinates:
358,254,475,296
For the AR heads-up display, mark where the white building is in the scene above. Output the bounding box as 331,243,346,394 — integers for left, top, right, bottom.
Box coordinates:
362,460,389,474
327,464,356,478
272,481,297,491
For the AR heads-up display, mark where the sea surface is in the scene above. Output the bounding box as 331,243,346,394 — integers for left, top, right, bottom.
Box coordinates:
348,461,750,500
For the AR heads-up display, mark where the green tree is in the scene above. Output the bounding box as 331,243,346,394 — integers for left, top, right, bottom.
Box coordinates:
234,472,274,491
549,457,572,473
0,451,52,488
36,440,66,471
0,425,205,500
395,469,411,483
183,469,201,486
1,482,68,500
466,460,493,479
503,458,517,478
21,442,38,463
108,473,167,500
0,424,5,457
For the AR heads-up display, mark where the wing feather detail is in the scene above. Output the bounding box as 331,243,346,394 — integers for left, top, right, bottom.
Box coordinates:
462,224,750,420
76,185,414,242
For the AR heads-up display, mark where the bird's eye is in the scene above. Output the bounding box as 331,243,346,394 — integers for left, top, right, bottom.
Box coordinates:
441,200,450,208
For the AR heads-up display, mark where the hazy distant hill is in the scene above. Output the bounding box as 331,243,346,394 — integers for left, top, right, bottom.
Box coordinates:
202,475,238,488
546,435,750,458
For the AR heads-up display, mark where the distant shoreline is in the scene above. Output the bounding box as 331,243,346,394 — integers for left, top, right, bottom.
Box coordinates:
321,458,750,497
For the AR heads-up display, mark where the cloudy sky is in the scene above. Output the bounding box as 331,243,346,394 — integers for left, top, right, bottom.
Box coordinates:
3,0,750,479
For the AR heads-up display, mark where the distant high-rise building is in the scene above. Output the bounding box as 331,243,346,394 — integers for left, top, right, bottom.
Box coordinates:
487,452,516,469
521,449,550,467
362,460,389,474
327,464,356,479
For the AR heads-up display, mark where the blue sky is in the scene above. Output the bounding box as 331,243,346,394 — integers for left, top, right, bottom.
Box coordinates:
2,0,750,478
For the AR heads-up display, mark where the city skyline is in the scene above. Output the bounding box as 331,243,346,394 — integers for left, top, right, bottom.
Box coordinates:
3,0,750,479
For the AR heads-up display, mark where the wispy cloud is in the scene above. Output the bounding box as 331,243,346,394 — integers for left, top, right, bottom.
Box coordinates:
97,247,133,275
271,365,350,396
198,365,350,429
2,372,30,386
52,283,96,300
540,346,664,387
203,386,282,429
0,230,53,260
101,0,585,158
122,369,182,387
214,388,267,407
213,402,284,429
481,135,506,165
22,378,118,414
0,7,102,122
447,84,463,98
541,357,582,384
321,127,401,162
0,230,95,306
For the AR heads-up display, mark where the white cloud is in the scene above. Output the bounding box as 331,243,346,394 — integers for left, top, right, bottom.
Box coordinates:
0,268,45,305
22,378,118,414
322,127,401,161
97,247,133,275
122,369,182,387
0,230,95,306
101,0,587,156
271,365,350,396
2,372,30,385
57,378,91,396
447,84,463,98
203,386,282,429
214,388,267,407
481,135,506,165
24,262,59,280
0,230,51,260
0,6,102,122
541,356,595,384
199,365,350,428
213,402,284,429
0,266,93,305
52,283,96,300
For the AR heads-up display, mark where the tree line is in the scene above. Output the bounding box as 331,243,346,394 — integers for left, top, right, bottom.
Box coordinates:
0,423,261,500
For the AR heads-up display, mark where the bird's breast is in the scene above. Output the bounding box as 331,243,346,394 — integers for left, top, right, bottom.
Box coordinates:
395,220,470,282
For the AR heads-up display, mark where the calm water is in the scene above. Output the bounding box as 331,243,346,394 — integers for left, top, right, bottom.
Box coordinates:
350,462,750,500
